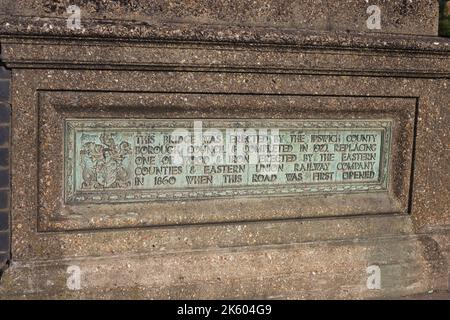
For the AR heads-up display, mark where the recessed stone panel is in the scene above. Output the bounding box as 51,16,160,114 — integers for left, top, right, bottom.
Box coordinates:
37,91,415,232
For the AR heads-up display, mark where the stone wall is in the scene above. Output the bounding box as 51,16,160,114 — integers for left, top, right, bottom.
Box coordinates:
0,63,10,275
0,0,448,299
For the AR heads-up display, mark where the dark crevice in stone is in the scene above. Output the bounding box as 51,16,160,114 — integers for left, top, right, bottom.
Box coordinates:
0,258,11,283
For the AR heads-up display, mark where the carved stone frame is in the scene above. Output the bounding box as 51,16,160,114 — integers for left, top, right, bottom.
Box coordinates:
37,91,415,231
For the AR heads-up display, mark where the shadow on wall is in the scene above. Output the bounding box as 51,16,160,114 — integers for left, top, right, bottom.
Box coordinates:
440,0,450,36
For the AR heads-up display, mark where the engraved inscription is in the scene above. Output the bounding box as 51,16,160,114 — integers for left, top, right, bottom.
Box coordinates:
64,119,391,204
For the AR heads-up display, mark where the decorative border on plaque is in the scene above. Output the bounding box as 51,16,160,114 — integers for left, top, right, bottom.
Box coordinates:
64,119,392,204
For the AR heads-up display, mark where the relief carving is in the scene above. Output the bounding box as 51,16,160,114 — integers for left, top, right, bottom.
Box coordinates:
79,133,132,189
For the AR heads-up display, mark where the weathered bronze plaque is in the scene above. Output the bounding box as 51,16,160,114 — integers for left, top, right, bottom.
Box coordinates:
64,119,392,204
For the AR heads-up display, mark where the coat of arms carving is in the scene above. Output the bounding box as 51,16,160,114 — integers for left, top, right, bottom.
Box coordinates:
79,133,132,189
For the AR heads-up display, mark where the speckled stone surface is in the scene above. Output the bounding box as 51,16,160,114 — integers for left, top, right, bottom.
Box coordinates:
0,1,449,299
0,0,440,36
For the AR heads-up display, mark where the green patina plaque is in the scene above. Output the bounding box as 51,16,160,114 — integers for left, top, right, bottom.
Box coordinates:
64,119,391,204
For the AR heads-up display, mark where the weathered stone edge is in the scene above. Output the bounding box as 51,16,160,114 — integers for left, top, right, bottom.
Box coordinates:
2,38,450,78
1,16,450,54
0,61,10,277
0,233,447,299
1,0,440,36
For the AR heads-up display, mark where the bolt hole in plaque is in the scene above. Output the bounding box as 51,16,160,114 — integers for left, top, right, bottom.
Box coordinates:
38,92,416,231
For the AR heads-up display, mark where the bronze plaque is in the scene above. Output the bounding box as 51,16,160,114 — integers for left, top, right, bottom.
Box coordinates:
64,119,392,204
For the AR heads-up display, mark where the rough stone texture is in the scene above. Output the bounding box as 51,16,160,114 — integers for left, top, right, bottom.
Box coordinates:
0,0,440,36
0,1,449,299
0,232,447,299
0,65,10,273
36,93,413,231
